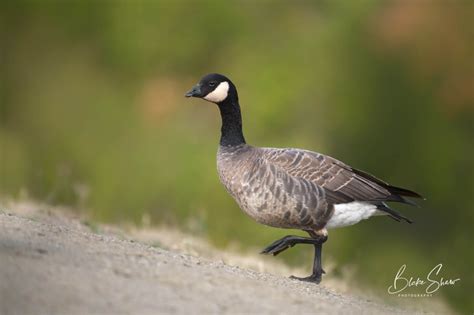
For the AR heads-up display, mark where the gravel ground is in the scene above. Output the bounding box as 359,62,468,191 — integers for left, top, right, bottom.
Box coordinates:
0,202,447,315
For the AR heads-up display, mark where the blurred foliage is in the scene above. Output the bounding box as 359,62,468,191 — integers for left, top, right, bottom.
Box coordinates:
1,1,473,313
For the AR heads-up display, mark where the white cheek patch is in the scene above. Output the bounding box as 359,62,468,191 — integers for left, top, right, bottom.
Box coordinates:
204,81,229,103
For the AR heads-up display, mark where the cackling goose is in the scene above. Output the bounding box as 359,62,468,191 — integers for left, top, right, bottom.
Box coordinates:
185,73,423,284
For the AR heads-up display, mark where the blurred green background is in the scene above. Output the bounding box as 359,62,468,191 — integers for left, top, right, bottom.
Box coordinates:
1,1,473,313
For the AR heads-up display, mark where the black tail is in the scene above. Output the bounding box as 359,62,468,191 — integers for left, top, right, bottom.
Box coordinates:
376,202,413,224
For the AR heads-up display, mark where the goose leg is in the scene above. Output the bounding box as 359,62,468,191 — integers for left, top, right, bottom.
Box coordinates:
290,242,325,284
261,232,327,284
289,230,327,283
260,235,320,256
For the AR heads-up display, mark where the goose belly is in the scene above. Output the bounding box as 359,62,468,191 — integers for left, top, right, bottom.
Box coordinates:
240,197,294,228
225,182,297,228
326,201,379,229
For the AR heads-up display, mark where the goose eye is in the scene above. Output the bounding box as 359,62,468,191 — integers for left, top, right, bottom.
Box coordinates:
209,81,217,87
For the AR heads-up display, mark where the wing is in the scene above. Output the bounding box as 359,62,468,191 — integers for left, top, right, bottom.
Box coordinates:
258,147,422,206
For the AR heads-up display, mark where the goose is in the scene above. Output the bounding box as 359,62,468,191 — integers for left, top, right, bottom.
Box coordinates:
185,73,423,283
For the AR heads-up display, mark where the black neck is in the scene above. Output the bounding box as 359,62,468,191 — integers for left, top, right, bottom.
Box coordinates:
217,96,246,147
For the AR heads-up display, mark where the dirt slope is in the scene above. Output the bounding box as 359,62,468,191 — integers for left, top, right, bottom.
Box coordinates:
0,203,444,315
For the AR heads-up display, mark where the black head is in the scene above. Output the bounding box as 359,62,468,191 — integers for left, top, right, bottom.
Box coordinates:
185,73,237,103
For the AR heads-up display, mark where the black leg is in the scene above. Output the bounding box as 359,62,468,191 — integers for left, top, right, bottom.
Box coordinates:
260,235,321,256
261,231,328,284
315,242,325,276
290,242,325,284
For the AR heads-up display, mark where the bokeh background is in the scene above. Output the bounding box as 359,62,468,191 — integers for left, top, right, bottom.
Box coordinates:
1,1,473,313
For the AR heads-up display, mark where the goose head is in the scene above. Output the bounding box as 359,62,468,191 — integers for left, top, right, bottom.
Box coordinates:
185,73,237,104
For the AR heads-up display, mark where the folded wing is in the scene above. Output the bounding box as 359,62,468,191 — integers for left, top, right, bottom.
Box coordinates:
259,147,422,208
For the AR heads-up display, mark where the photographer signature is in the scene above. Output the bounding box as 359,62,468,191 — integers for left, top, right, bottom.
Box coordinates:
388,264,460,295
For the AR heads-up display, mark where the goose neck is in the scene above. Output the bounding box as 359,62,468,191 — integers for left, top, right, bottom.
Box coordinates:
217,98,246,147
